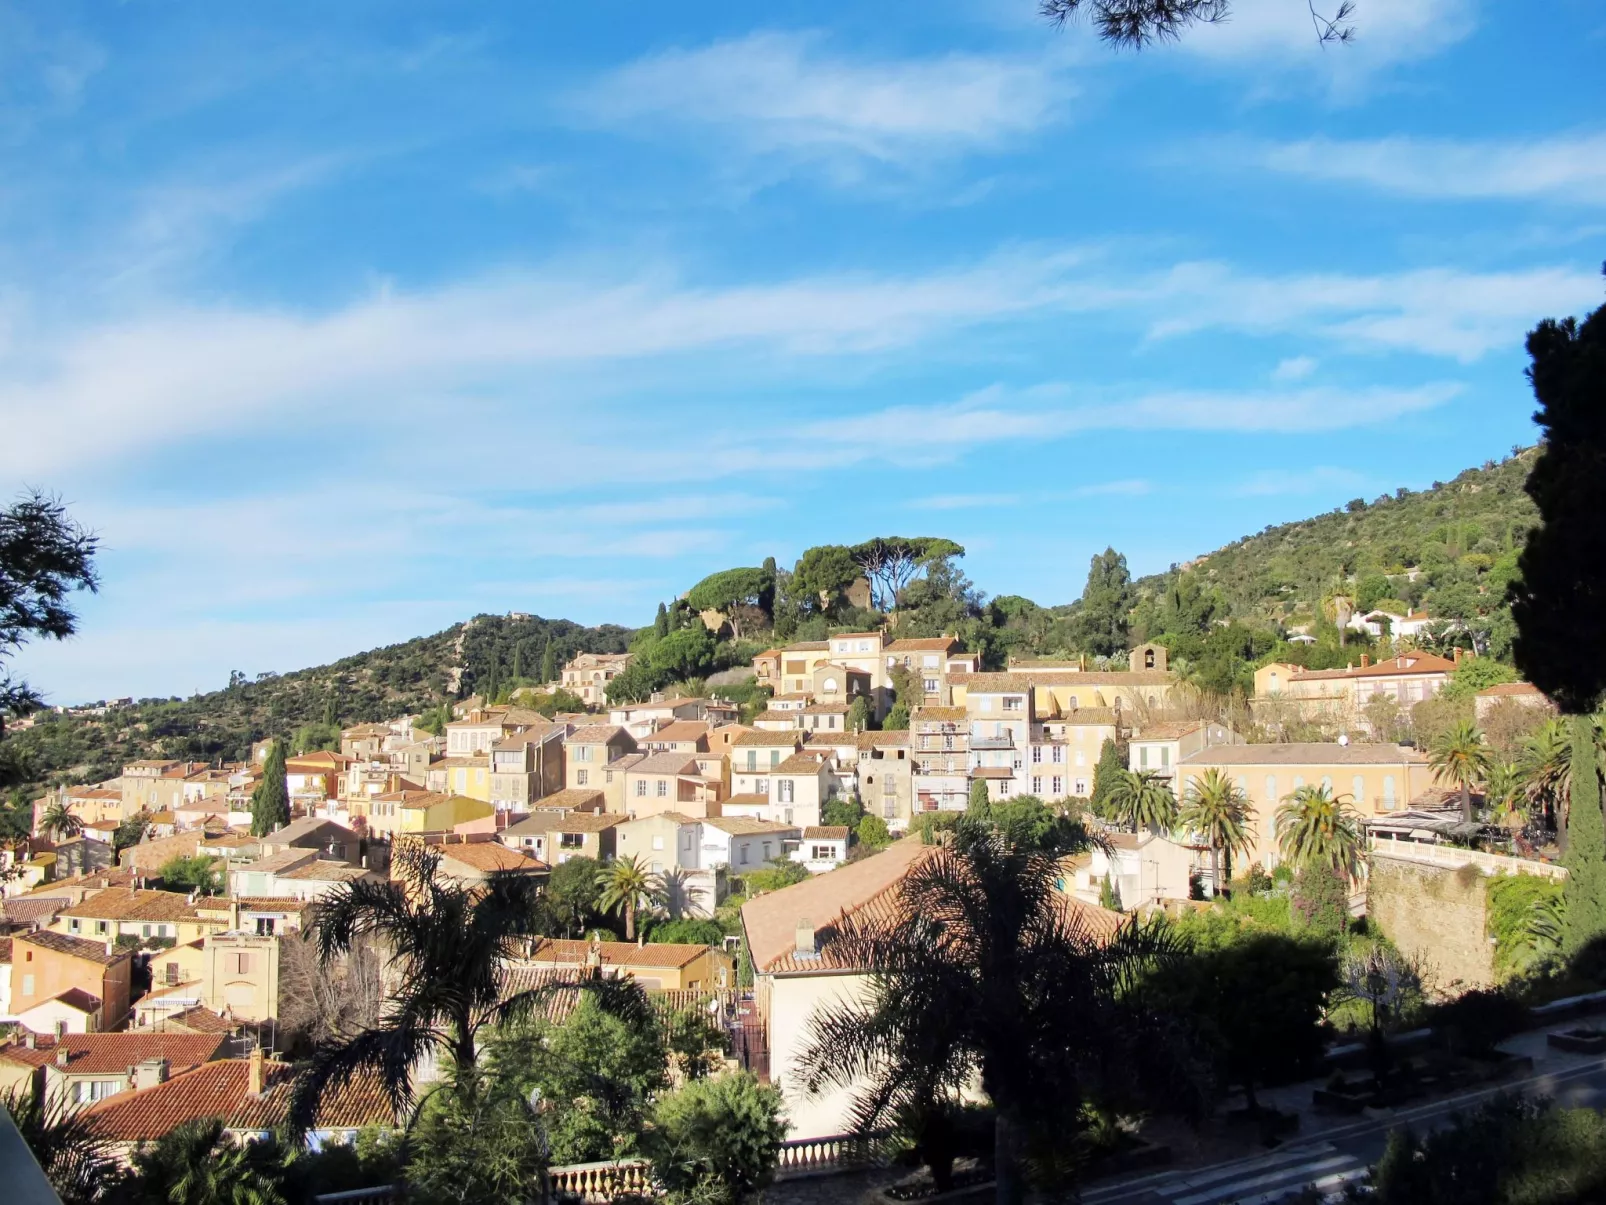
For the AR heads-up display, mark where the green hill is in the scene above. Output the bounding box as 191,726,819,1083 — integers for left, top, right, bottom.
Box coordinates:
4,614,631,792
2,449,1542,797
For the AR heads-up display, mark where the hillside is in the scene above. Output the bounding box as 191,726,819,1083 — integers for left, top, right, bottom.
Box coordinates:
1136,448,1537,636
2,450,1542,797
5,614,631,791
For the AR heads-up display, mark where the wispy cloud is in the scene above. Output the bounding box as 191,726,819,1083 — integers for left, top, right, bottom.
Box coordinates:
576,31,1070,183
1253,133,1606,205
1272,355,1317,382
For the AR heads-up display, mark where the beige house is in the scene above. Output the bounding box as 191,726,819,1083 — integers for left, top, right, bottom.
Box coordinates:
641,720,711,755
911,706,970,814
1128,720,1242,790
1475,681,1552,722
489,725,566,814
10,931,134,1034
621,754,717,819
565,725,639,799
854,731,914,827
1027,710,1119,802
562,652,634,709
1175,742,1435,871
510,812,623,865
1253,651,1460,728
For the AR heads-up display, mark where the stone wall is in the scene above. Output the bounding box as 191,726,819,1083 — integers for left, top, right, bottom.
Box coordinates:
1367,853,1493,990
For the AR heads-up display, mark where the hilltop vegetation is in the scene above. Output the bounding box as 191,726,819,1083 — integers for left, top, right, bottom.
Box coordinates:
1,453,1542,797
3,614,629,792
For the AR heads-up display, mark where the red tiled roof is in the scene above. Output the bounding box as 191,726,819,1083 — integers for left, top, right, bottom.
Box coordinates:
803,826,850,840
58,890,208,924
16,929,131,967
1478,682,1546,698
0,1032,224,1074
439,844,549,874
1283,652,1456,683
161,1007,237,1035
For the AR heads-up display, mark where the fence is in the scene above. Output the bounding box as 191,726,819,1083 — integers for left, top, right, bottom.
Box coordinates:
1368,836,1569,881
538,1133,891,1203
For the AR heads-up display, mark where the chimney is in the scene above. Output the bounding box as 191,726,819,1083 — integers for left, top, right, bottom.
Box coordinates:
132,1057,169,1090
105,937,115,958
1454,647,1465,665
229,900,241,932
23,1032,34,1050
247,1047,264,1096
794,918,817,960
1360,654,1371,668
56,1048,69,1067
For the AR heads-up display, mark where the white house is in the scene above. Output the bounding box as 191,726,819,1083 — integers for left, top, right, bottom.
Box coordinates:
789,826,850,874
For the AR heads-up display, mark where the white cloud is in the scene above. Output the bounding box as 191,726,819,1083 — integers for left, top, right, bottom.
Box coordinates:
1272,355,1317,382
577,31,1069,181
1255,133,1606,205
1145,261,1602,361
1179,0,1474,94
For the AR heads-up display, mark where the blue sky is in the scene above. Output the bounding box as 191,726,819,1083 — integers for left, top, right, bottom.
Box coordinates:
3,0,1603,703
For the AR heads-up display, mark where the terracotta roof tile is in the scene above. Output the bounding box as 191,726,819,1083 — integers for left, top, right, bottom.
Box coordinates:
0,1033,223,1074
1178,742,1427,767
701,817,798,836
58,890,206,924
439,844,549,874
529,938,710,970
628,753,702,776
803,826,850,840
733,730,805,748
16,929,132,966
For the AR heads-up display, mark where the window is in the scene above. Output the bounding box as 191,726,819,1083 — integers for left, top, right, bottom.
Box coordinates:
758,778,769,795
142,924,152,938
232,953,253,975
777,779,794,803
828,716,838,730
576,769,588,786
1383,775,1397,809
1160,747,1170,768
1032,777,1042,793
74,1081,119,1104
635,781,647,797
739,846,749,864
770,750,781,767
21,974,33,997
923,655,939,668
746,752,757,771
883,776,896,796
655,780,668,797
653,835,665,850
1353,775,1365,803
69,919,80,934
763,841,773,860
575,746,591,762
1139,747,1149,768
1321,775,1333,792
256,917,276,936
1053,777,1064,795
923,678,939,694
164,961,181,986
858,641,870,652
605,771,614,784
560,833,585,849
980,698,992,713
1293,776,1304,790
1053,746,1065,764
1003,697,1022,712
1032,746,1042,763
811,845,836,861
822,676,839,694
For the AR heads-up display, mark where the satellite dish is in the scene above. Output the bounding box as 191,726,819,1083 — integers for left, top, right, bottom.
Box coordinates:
1337,733,1350,746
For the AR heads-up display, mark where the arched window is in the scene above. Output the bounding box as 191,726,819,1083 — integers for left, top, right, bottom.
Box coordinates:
822,677,838,694
1144,648,1156,669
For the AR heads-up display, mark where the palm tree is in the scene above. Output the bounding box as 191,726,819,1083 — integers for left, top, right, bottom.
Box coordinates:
1429,719,1492,824
3,1084,120,1205
39,800,82,842
794,826,1201,1205
1519,716,1606,851
1179,769,1255,894
1275,784,1363,878
1104,770,1178,835
596,854,664,941
288,841,652,1133
125,1117,285,1205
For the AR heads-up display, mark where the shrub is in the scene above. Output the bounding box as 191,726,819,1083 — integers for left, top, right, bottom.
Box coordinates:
856,814,892,849
644,1072,787,1205
912,812,960,845
741,859,809,894
1427,988,1529,1058
1487,874,1565,982
1292,865,1349,941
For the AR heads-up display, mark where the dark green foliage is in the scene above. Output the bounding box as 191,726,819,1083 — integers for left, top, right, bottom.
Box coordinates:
1367,1094,1606,1204
965,795,1094,856
791,545,861,612
1146,934,1337,1110
654,603,670,639
912,811,960,844
1072,547,1134,657
857,814,892,849
849,537,966,613
1426,988,1529,1058
1291,864,1350,941
545,855,606,937
403,1070,548,1205
1564,714,1606,954
0,490,98,754
648,917,727,946
113,810,152,852
251,739,289,836
159,854,222,895
1511,296,1606,717
1089,739,1124,818
794,826,1204,1201
686,568,773,638
644,1072,787,1205
883,701,910,731
488,995,668,1165
822,796,865,830
741,859,809,894
1099,873,1122,912
968,778,992,812
6,611,629,798
1487,874,1565,980
290,721,341,754
4,1084,120,1205
846,695,871,732
125,1116,287,1205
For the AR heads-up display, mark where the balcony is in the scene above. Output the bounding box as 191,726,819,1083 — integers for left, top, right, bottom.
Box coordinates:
970,735,1015,751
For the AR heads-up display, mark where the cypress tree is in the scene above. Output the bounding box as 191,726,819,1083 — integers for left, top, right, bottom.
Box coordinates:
251,739,290,836
1508,291,1606,954
1090,738,1124,817
513,642,524,682
540,642,558,684
654,603,670,640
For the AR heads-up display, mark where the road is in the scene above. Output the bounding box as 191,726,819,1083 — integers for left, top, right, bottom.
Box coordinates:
1082,1057,1606,1205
